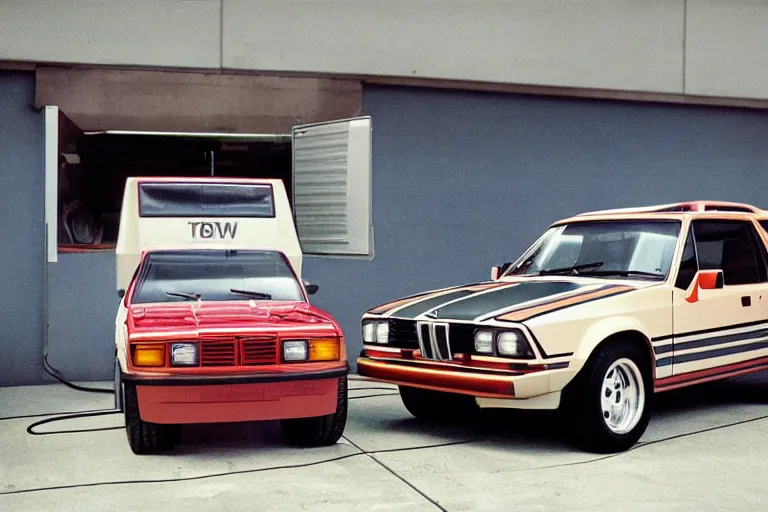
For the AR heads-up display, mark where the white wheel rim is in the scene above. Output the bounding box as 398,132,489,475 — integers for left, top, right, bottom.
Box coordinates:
600,358,645,435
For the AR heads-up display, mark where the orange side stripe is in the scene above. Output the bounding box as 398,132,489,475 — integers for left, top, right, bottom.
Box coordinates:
496,285,635,322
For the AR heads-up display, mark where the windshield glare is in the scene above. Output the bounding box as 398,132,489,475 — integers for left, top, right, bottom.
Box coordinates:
506,220,681,280
131,249,304,304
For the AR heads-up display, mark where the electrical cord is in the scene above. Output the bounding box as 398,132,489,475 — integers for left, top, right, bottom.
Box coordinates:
42,353,114,395
2,398,767,497
342,434,449,512
0,437,475,496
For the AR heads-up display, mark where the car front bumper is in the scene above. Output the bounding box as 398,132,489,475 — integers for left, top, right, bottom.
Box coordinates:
122,364,348,424
356,354,570,400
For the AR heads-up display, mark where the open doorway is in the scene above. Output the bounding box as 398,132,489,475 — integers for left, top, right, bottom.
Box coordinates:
57,130,292,251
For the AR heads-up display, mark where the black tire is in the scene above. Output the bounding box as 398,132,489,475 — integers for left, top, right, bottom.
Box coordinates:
280,376,348,447
399,385,479,424
560,338,653,454
123,383,178,454
114,356,124,412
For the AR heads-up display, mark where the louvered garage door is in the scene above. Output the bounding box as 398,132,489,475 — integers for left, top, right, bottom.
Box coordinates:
292,117,373,257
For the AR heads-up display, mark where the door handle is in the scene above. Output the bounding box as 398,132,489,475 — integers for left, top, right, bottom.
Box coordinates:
741,296,751,307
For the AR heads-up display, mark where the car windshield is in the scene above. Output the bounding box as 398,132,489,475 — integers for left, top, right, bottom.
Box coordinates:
505,220,681,280
131,249,304,304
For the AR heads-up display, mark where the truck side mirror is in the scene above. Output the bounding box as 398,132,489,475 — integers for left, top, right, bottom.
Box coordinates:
117,289,125,299
303,281,319,295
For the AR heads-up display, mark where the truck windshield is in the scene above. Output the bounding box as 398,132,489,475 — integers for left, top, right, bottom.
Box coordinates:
131,249,304,304
505,220,681,280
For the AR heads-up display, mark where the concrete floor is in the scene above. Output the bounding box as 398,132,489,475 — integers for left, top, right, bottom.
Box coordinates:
1,373,767,512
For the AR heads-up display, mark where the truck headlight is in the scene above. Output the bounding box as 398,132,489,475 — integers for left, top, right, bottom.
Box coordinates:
283,340,309,362
170,342,198,366
497,331,525,357
474,330,494,354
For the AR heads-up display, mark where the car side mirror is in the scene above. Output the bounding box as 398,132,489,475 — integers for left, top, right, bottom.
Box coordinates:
117,289,125,299
303,281,319,295
685,269,723,303
491,262,512,281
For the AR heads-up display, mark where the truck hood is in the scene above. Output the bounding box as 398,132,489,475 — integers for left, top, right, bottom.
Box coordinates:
366,276,656,323
127,300,339,336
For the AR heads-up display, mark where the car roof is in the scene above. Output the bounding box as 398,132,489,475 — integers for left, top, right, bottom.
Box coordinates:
554,201,768,225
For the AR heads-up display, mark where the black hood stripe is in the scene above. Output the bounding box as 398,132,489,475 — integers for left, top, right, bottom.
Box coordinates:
426,281,584,321
496,284,636,322
368,281,509,318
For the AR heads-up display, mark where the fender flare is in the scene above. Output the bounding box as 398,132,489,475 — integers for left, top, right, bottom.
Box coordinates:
568,316,655,376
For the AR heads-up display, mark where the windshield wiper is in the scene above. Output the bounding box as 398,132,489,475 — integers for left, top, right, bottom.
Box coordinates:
539,261,604,276
165,291,200,301
230,289,272,300
576,269,665,280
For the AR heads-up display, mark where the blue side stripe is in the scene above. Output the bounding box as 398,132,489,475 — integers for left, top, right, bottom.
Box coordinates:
655,339,768,367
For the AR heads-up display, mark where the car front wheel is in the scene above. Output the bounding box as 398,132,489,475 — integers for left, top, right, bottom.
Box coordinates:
561,338,653,453
399,385,479,424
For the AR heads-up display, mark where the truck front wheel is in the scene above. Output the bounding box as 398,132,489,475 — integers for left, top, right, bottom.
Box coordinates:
280,376,348,447
123,383,178,454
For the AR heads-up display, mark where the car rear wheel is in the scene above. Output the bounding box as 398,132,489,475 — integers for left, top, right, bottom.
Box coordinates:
399,385,479,424
280,376,348,447
123,383,178,454
560,338,653,453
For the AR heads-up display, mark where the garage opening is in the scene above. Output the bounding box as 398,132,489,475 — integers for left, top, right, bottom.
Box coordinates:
58,130,292,249
45,107,373,260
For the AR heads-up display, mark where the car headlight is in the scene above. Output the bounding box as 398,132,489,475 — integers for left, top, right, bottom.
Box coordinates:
474,330,494,354
283,340,309,362
497,331,525,357
362,320,389,344
375,322,389,344
170,343,198,366
362,322,377,343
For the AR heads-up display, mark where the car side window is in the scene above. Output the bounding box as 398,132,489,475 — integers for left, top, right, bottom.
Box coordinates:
691,220,767,286
674,229,698,290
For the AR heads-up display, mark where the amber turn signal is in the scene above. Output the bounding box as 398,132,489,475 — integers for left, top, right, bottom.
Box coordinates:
131,344,166,367
308,338,340,361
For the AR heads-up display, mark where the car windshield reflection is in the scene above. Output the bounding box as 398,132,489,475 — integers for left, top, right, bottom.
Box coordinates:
506,220,681,280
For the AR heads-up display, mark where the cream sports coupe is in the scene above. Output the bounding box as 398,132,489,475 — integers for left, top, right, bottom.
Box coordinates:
357,201,768,453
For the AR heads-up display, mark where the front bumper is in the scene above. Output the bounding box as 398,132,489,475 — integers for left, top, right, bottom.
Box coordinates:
124,365,348,424
357,356,565,399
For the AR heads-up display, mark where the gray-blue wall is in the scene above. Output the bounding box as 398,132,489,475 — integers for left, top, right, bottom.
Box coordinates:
0,72,45,386
25,84,768,383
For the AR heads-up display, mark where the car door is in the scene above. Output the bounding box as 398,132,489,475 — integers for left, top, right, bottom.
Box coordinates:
670,218,768,378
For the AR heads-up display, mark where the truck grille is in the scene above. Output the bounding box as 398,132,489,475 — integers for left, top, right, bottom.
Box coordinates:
200,339,237,366
241,335,278,365
199,336,278,366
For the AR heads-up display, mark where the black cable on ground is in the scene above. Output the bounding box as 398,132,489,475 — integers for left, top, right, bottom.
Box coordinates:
342,435,449,512
0,408,117,422
0,437,476,497
26,410,122,436
349,393,400,400
42,353,114,395
2,408,767,497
